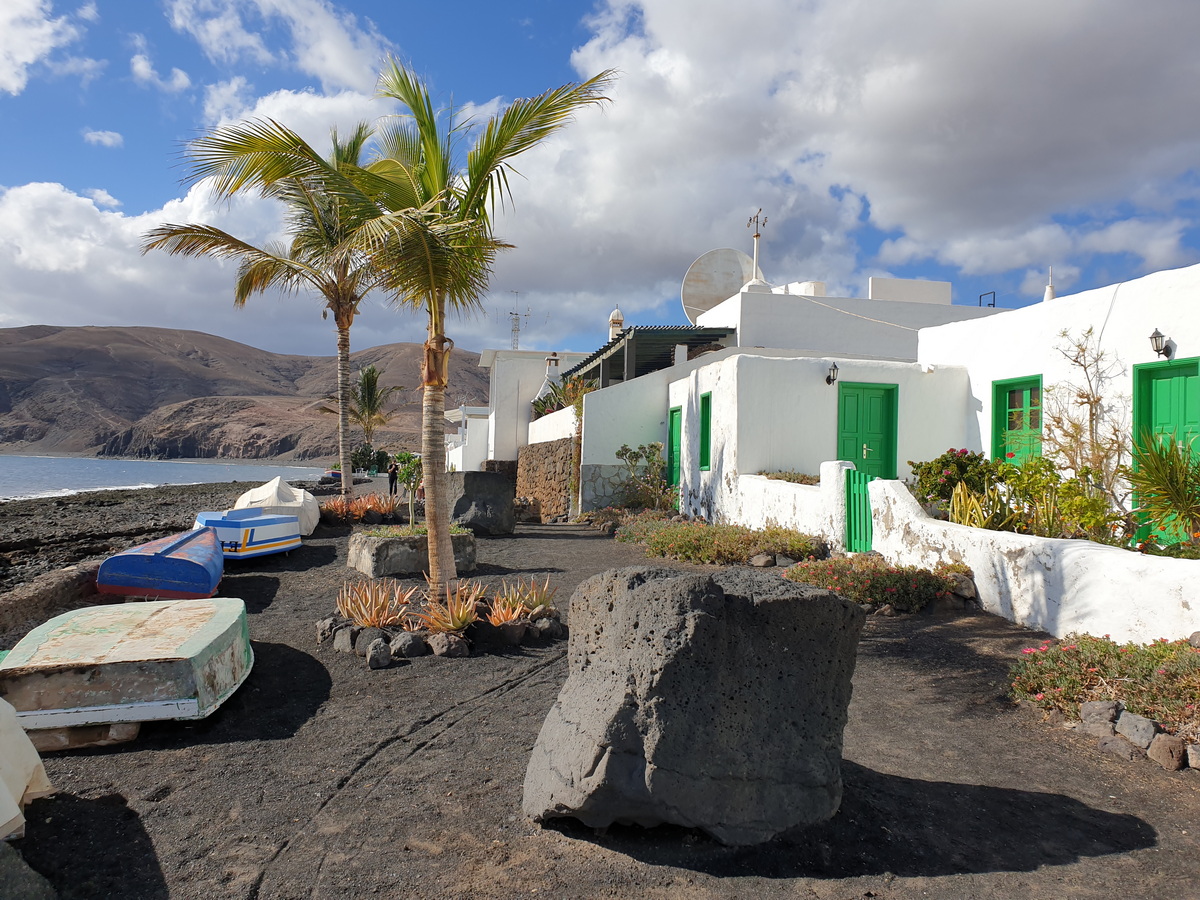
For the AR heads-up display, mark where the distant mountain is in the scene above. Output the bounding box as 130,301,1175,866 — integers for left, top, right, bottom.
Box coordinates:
0,325,489,461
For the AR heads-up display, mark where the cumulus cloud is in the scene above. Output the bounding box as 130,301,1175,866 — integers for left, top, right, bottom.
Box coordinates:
168,0,387,92
0,0,83,94
0,180,427,354
83,129,123,148
131,51,192,92
469,0,1200,347
85,188,121,208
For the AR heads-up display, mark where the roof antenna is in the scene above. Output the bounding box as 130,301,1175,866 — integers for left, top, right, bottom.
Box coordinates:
746,209,768,287
1043,266,1056,302
508,291,530,350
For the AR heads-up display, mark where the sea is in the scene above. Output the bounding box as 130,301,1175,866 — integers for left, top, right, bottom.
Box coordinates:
0,455,328,503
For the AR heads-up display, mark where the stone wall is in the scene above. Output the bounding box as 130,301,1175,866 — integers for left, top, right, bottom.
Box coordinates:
517,438,573,522
578,463,630,513
0,563,101,636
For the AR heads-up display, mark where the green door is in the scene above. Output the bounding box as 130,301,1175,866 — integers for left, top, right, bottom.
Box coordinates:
1133,358,1200,541
668,406,682,487
837,383,898,480
992,376,1043,465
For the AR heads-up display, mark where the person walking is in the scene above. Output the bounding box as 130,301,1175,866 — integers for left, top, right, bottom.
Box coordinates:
386,457,398,496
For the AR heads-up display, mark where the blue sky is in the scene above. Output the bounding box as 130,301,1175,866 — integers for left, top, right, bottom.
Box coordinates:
2,1,1199,359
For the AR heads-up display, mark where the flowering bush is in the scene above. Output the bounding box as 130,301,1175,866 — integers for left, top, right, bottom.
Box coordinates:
1010,634,1200,741
783,556,967,613
907,448,1001,510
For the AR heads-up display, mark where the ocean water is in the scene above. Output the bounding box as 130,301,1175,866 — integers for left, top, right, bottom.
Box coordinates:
0,455,327,502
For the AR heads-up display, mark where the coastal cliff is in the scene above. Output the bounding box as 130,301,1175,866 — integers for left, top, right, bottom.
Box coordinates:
0,325,489,460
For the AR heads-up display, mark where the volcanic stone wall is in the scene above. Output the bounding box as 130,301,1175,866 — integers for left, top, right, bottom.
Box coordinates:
517,438,573,522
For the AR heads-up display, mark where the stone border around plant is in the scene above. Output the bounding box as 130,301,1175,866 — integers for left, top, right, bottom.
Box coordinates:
1023,698,1199,773
315,609,567,669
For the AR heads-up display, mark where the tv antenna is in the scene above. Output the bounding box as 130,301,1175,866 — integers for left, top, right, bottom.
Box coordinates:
747,208,768,285
508,291,531,349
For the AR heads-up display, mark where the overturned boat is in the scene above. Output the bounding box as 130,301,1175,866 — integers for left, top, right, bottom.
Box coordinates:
0,598,253,751
96,527,224,600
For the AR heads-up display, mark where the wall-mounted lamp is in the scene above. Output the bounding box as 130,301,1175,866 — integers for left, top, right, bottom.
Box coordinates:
826,362,839,385
1150,329,1173,358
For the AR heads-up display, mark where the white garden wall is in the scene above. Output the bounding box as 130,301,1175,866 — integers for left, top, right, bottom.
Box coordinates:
869,478,1200,644
528,406,575,444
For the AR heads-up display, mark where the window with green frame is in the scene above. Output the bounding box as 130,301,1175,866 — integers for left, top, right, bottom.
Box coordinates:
699,393,712,471
991,376,1042,465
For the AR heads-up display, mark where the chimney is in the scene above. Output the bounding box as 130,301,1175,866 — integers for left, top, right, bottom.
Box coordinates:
608,306,625,341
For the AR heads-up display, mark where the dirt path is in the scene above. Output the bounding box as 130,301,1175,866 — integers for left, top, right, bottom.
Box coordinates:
9,523,1200,899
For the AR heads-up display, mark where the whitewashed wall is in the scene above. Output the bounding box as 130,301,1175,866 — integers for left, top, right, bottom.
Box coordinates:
484,350,588,461
919,262,1200,457
672,353,972,521
725,462,854,548
869,479,1200,644
447,414,489,472
528,406,575,444
698,290,1000,360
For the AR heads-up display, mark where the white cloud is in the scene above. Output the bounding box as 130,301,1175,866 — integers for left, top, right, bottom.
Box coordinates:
85,188,121,208
83,129,123,148
168,0,387,92
131,51,191,92
0,180,428,355
166,0,275,67
0,0,82,94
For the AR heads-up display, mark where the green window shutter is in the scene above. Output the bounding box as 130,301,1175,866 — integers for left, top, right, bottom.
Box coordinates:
992,376,1042,465
699,393,712,471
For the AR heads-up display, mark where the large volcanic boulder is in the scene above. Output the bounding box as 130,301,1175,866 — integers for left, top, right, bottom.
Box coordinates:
523,566,865,845
447,471,515,535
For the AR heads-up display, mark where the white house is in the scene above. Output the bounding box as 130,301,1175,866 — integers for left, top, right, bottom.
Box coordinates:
448,349,588,471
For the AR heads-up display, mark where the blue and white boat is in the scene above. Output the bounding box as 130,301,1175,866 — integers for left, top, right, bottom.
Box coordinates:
193,507,302,559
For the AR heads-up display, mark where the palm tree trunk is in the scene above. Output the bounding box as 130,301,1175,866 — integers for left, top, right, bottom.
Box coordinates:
337,325,353,496
422,330,457,588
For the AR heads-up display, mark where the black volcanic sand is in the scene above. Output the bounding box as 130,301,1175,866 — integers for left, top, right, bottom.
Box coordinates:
2,488,1199,899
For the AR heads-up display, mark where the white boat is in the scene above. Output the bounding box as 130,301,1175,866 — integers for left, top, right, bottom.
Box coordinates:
193,507,302,558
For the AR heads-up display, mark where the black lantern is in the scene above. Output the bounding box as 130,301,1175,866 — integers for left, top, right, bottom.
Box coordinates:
826,362,839,385
1150,329,1172,358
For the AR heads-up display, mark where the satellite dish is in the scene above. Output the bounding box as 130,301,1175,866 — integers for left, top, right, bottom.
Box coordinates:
681,248,763,325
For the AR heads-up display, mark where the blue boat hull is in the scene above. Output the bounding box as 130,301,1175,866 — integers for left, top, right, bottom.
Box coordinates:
96,528,224,600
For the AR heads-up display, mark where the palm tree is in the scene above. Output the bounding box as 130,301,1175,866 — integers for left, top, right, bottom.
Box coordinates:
320,364,403,445
141,120,439,496
370,60,615,587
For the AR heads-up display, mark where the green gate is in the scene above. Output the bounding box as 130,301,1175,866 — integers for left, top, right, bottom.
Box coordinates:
845,468,873,553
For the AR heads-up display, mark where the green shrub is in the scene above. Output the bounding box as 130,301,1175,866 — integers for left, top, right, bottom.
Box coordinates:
783,556,966,612
617,515,825,565
362,524,470,537
1009,634,1200,740
908,448,1000,507
615,442,676,511
1123,432,1200,547
614,510,675,544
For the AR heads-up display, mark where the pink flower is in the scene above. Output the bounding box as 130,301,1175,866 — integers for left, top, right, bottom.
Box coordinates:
1034,693,1045,700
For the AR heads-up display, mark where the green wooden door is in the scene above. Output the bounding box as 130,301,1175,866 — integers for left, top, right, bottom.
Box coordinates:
837,383,898,480
992,376,1043,465
1133,358,1200,541
668,406,682,487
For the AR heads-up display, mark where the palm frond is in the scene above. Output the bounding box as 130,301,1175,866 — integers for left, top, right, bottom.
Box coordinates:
461,68,616,215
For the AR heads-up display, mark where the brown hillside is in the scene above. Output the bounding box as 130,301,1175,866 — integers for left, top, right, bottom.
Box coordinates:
0,325,489,461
